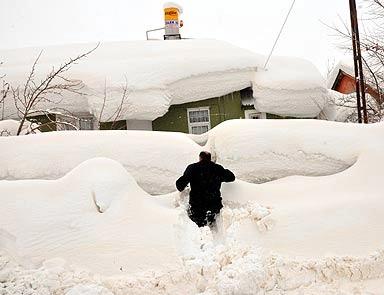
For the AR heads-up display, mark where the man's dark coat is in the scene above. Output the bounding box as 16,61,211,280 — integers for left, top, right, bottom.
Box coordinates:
176,160,235,212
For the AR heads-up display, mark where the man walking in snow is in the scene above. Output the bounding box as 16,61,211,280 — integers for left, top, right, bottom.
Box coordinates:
176,151,235,227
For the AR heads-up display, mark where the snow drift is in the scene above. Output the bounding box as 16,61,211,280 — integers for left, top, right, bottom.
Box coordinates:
1,119,383,194
1,119,384,294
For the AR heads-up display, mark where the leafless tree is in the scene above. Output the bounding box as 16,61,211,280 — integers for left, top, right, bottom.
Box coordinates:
335,92,383,122
1,80,9,121
11,44,99,135
0,62,9,121
330,0,384,122
98,76,131,130
325,57,337,80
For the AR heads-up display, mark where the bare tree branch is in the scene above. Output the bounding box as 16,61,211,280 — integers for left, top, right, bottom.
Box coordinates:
1,80,9,120
98,76,131,130
12,43,99,135
329,0,384,123
98,78,108,128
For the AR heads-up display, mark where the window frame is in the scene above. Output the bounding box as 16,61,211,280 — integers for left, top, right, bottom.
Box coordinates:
56,114,94,131
244,110,266,119
187,107,211,134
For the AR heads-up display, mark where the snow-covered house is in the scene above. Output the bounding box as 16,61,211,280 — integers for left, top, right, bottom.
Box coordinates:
326,58,384,122
327,59,356,94
0,39,331,134
327,58,379,99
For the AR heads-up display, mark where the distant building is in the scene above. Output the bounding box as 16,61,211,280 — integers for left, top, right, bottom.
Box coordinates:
328,59,379,99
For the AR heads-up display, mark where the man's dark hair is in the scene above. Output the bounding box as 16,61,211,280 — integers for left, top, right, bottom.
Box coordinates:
199,151,211,162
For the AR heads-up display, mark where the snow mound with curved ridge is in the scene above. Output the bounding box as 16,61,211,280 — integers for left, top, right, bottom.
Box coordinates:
1,119,384,293
1,119,383,193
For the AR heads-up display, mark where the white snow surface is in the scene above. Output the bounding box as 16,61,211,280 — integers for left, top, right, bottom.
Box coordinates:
0,119,380,193
254,56,328,118
0,119,41,136
1,119,384,294
0,39,330,121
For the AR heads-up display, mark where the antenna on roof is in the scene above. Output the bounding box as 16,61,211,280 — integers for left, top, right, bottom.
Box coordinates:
263,0,296,69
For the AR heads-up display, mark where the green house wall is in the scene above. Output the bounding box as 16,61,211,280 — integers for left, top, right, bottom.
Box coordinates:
25,90,313,134
152,91,245,133
100,120,127,130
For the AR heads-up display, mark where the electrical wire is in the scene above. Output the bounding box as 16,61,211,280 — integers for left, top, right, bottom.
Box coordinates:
264,0,296,69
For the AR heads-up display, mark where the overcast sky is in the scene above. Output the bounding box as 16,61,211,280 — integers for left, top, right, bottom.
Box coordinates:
0,0,363,74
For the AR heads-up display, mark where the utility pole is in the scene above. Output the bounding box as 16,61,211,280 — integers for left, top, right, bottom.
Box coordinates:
349,0,368,123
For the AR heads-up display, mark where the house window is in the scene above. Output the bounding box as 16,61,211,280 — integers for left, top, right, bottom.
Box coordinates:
79,117,93,130
57,115,94,131
56,116,77,131
249,113,262,119
244,110,266,119
187,107,211,134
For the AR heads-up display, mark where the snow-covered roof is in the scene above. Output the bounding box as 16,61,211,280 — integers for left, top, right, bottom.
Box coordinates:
326,57,354,89
0,39,330,121
254,56,328,118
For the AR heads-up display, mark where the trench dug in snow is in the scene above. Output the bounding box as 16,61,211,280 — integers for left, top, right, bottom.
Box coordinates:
1,154,384,294
0,119,364,197
1,120,384,294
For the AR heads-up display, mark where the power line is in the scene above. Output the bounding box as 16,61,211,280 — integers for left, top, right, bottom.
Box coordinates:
264,0,296,69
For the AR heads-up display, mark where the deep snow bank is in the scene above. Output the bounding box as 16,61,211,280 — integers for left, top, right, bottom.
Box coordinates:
207,119,384,184
1,152,384,293
0,158,183,275
220,149,384,258
0,119,40,136
1,119,383,194
0,129,201,194
1,123,384,293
